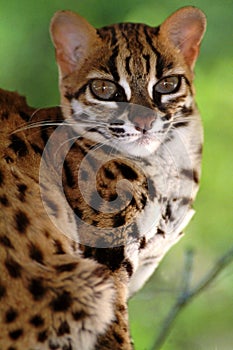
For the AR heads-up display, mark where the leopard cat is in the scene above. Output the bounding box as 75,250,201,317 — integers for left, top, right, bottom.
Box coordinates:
0,6,206,350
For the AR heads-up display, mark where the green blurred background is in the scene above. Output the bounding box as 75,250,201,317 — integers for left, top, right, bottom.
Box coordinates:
0,1,232,349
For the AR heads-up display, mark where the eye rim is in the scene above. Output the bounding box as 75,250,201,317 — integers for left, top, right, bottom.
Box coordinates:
89,79,126,102
154,75,181,95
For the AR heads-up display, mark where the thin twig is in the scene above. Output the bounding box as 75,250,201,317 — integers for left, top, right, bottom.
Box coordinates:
150,245,233,350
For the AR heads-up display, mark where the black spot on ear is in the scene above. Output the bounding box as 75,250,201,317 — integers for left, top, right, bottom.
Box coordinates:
14,210,30,233
29,243,44,264
8,329,23,340
28,278,47,300
57,320,70,336
5,258,22,278
0,235,14,249
29,314,45,328
50,291,73,312
9,135,28,157
5,308,18,323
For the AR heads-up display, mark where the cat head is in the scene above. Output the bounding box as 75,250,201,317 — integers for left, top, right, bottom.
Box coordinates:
50,6,206,157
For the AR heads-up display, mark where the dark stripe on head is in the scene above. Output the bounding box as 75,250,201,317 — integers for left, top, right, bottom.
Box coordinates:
108,46,120,82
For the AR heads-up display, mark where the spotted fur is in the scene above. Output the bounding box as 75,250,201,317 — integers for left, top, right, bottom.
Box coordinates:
0,6,206,350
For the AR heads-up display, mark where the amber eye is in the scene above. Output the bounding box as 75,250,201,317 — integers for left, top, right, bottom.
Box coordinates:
154,76,180,94
90,79,118,100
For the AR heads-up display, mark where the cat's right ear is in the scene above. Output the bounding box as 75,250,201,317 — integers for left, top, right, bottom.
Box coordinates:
50,11,100,77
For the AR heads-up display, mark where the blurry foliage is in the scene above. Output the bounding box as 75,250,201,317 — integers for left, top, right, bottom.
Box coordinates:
0,0,232,349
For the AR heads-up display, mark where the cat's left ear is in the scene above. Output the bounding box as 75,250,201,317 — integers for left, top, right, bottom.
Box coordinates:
50,11,101,77
160,6,206,70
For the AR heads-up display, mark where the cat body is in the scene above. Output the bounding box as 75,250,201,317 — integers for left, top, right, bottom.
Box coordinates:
0,7,206,350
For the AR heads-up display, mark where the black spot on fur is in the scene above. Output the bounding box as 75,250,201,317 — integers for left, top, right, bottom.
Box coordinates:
62,343,73,350
0,194,10,206
122,259,133,277
17,183,28,202
139,236,146,250
53,240,65,255
31,143,43,155
37,330,48,342
0,169,4,186
5,258,22,278
72,310,87,321
112,212,126,227
57,321,70,336
0,235,14,249
0,283,6,299
19,110,30,121
147,177,157,200
104,167,116,180
174,121,189,128
63,159,76,188
84,246,125,272
14,209,30,233
29,314,45,327
5,308,18,323
8,329,23,340
9,135,28,157
29,243,44,264
113,331,124,345
140,193,147,208
7,346,17,350
180,197,191,206
28,278,47,300
115,162,138,180
50,291,73,312
55,262,78,273
74,207,84,221
165,202,172,219
157,228,165,236
181,168,199,184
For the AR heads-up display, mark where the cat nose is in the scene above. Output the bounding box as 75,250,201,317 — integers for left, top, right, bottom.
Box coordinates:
133,116,154,133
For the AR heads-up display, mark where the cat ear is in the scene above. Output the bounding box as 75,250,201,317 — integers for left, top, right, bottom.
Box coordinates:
160,6,206,69
50,11,100,77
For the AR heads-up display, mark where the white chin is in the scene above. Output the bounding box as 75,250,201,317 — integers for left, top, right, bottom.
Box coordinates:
116,139,161,157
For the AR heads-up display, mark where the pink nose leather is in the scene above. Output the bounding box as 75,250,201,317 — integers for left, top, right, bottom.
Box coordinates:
133,116,154,132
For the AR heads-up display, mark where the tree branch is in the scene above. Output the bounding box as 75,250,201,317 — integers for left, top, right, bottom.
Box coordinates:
151,245,233,350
